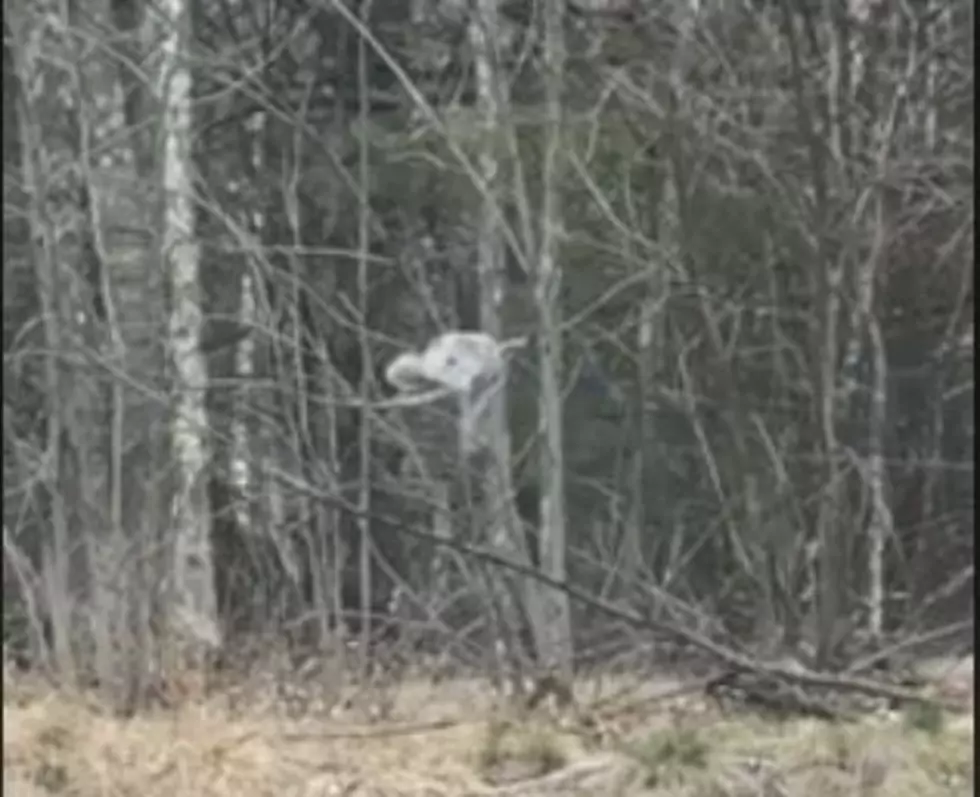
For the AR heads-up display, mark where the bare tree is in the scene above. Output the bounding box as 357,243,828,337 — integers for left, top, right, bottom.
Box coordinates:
160,0,221,661
535,0,573,678
6,0,177,708
355,0,376,681
8,0,86,684
468,0,544,690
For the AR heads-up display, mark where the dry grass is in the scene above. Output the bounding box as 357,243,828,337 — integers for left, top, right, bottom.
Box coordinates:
3,670,973,797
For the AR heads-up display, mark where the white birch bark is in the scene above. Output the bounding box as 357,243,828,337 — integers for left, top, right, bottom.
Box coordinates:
231,272,256,535
160,0,221,652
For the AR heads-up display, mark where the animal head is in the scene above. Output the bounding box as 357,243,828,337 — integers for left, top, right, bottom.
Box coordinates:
417,332,504,391
385,332,506,393
385,331,523,456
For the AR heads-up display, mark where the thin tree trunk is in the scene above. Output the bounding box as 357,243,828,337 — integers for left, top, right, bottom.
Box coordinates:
535,0,573,678
161,0,221,660
469,0,538,692
780,0,854,668
10,0,136,692
12,8,78,681
356,0,375,680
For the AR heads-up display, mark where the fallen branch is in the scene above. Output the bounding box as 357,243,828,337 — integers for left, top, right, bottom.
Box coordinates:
285,479,962,715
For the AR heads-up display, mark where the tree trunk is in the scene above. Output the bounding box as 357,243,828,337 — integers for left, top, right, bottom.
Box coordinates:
469,0,539,691
356,0,375,680
534,0,573,678
161,0,221,662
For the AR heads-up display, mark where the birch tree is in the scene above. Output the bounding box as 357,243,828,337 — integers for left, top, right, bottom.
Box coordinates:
159,0,221,660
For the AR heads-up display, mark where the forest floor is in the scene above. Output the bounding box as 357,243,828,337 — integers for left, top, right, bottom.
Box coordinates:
3,664,973,797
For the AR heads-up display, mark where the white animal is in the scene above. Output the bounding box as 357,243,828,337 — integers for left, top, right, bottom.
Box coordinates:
385,332,522,455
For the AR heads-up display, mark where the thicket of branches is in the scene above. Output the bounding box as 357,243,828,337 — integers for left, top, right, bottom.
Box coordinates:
3,0,973,711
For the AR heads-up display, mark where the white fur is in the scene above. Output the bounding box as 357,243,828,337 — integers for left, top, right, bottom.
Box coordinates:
384,332,512,454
